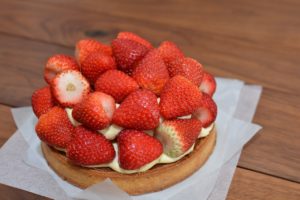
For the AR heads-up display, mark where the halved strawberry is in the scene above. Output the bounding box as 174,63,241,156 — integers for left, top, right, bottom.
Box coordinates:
51,70,90,107
81,52,116,84
113,89,160,130
35,106,74,149
95,69,139,103
111,38,149,73
31,86,55,117
159,76,202,119
117,130,163,170
117,32,153,49
157,41,184,67
199,71,217,96
72,92,116,130
75,38,112,64
168,57,204,87
192,93,217,127
132,49,170,95
155,119,202,158
67,126,115,166
44,54,80,84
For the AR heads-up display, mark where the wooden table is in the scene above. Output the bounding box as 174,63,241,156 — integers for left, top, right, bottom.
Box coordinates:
0,0,299,199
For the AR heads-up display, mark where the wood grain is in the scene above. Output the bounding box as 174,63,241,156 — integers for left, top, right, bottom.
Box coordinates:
0,104,299,199
0,32,299,182
0,184,49,200
0,0,299,93
0,105,16,147
227,168,300,200
0,34,72,106
0,0,300,198
239,88,300,182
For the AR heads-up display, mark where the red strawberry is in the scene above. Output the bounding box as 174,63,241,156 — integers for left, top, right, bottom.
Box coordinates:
192,93,217,127
117,130,163,170
168,57,204,87
117,32,153,49
81,52,116,84
35,106,74,149
67,126,115,166
72,92,116,130
159,76,202,119
132,49,170,95
157,41,184,67
199,71,217,96
31,86,55,117
111,38,149,73
51,70,90,107
113,89,160,130
44,54,80,84
155,119,202,157
75,38,112,64
95,70,139,103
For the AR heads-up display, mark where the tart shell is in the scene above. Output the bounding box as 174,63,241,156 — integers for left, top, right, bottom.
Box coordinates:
41,126,216,195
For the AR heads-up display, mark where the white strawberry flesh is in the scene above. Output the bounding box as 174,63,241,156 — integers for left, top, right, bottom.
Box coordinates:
52,70,90,107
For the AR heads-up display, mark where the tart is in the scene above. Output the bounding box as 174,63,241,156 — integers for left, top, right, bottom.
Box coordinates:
31,32,218,195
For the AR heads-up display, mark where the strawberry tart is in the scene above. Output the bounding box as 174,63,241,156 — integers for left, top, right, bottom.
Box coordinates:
31,32,217,195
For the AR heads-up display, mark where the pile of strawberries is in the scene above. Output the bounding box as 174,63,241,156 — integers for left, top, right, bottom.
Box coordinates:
32,32,217,170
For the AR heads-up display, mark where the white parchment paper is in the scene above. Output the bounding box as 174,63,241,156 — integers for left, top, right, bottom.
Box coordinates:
0,78,262,200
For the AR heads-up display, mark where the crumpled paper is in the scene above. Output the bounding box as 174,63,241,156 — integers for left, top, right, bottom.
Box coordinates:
0,77,262,200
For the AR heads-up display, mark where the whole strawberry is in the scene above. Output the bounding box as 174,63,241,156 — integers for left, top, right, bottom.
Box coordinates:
35,107,74,149
75,38,112,64
81,52,116,84
157,41,184,67
31,86,55,117
117,130,163,170
155,119,202,157
132,49,170,95
168,57,204,87
111,38,149,73
192,93,217,127
44,54,80,84
113,89,160,130
117,32,153,49
159,76,202,119
95,70,139,103
199,71,217,96
51,70,90,107
72,92,116,130
67,126,115,166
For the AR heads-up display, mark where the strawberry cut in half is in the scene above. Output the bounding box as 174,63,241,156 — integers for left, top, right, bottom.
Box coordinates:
72,92,116,130
95,69,139,103
67,126,115,166
155,119,202,158
199,71,217,96
35,106,74,149
192,93,217,128
159,75,202,119
75,38,112,64
157,41,184,68
81,52,116,85
132,49,170,95
117,32,153,49
31,86,55,117
112,89,160,130
168,57,204,87
51,70,90,107
111,38,150,73
44,54,80,84
117,130,163,170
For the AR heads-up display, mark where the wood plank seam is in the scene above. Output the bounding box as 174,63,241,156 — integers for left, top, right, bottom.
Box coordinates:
237,166,300,184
